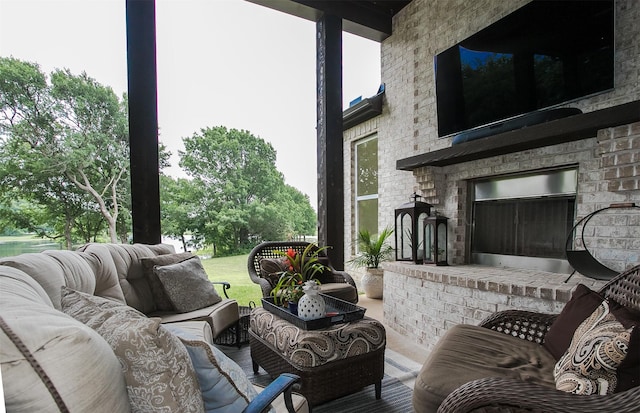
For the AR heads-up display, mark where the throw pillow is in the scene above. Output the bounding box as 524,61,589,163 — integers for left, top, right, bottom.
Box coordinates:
60,287,205,413
259,257,290,287
164,326,273,413
153,256,222,313
543,284,604,360
554,300,639,395
141,252,194,311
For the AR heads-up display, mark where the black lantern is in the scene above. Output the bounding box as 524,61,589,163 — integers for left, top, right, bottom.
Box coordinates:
423,212,449,266
395,193,432,263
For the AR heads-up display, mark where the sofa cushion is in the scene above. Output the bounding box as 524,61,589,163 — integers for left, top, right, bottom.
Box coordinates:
543,284,604,360
77,243,175,313
0,250,99,309
154,256,222,313
151,298,240,339
0,268,130,413
412,323,557,412
141,252,194,311
554,300,640,395
166,326,267,413
61,287,204,413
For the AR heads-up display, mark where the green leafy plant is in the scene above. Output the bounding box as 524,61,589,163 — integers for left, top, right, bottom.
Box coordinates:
350,227,394,269
270,243,329,306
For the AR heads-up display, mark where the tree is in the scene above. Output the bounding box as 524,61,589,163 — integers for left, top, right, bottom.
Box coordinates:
177,126,315,252
0,57,131,246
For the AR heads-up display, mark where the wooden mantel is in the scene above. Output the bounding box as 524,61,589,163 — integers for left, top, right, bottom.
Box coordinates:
397,100,640,170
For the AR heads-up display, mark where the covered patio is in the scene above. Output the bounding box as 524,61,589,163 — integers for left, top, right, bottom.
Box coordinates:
125,0,411,269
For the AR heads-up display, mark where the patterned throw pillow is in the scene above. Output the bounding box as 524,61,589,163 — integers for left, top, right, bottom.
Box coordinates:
141,252,195,311
164,325,273,413
153,256,222,313
60,287,205,413
554,300,637,395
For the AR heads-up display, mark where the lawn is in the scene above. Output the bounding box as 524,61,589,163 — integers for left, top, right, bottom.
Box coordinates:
201,253,263,307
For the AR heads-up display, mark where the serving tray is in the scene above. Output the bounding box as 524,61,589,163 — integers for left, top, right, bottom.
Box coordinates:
261,294,366,330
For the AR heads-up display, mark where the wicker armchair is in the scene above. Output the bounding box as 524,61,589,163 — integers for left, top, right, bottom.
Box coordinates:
433,264,640,413
247,241,359,303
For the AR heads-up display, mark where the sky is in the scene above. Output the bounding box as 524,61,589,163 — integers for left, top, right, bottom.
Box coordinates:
0,0,382,210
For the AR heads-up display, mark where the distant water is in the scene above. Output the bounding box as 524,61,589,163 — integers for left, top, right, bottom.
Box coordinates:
0,239,62,258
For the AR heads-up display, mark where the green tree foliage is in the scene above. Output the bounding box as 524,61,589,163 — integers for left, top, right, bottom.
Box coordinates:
0,57,131,246
175,126,316,253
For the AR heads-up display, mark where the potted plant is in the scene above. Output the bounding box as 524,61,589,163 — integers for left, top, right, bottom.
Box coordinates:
350,227,394,299
270,243,328,314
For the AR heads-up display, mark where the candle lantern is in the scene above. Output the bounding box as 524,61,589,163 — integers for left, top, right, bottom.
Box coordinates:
423,212,449,266
394,193,432,263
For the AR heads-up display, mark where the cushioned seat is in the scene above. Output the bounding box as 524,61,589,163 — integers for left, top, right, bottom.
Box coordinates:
248,241,360,304
412,323,557,412
317,282,358,303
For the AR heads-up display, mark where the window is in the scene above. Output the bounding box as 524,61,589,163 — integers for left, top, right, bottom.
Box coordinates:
355,135,378,241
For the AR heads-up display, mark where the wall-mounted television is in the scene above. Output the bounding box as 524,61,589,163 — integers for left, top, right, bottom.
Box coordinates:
435,0,614,140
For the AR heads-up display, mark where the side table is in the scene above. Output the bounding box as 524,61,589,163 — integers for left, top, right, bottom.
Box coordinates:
249,306,386,406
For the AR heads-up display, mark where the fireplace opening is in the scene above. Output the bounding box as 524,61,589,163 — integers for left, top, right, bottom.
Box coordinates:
471,168,577,273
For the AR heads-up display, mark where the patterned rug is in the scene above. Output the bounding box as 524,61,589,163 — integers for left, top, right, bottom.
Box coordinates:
218,343,421,413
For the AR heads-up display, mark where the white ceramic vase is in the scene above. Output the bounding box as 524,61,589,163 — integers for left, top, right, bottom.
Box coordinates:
297,281,326,321
361,268,384,299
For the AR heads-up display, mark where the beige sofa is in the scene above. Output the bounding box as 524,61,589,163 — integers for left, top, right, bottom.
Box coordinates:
0,243,308,413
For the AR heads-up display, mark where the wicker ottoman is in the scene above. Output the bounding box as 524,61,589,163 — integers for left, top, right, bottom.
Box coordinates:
249,307,386,406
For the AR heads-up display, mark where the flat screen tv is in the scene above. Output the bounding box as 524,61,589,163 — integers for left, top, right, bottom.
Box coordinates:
435,0,614,139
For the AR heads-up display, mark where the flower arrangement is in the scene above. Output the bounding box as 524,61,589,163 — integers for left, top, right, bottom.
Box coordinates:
271,243,329,306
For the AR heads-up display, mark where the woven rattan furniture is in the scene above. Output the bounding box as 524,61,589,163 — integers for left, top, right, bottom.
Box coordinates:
413,264,640,413
247,241,359,303
249,307,386,406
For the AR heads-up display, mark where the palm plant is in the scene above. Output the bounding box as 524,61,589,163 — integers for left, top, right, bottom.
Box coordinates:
350,227,394,269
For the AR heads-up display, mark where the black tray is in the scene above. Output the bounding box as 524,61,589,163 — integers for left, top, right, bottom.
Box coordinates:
261,294,366,330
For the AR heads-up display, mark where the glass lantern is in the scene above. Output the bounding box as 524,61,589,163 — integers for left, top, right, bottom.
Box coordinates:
394,193,432,264
423,213,449,266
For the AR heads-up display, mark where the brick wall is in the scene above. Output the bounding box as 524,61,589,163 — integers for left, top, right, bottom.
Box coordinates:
342,0,639,350
344,0,640,271
382,263,606,351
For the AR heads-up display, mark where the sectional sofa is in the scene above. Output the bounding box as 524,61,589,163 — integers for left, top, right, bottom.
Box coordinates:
0,243,308,412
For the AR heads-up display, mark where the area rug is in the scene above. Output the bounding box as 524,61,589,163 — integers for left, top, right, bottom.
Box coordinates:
218,344,421,413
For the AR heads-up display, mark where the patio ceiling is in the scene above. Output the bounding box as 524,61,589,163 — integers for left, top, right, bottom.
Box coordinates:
246,0,412,41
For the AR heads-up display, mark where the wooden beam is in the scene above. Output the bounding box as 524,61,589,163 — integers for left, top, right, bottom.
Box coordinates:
126,0,161,244
316,14,345,268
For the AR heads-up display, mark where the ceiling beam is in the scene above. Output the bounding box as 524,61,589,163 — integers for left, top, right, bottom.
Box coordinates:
246,0,411,41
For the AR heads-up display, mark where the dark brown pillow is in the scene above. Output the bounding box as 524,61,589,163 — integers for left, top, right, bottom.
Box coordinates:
259,257,289,287
543,284,604,360
611,302,640,392
141,252,194,311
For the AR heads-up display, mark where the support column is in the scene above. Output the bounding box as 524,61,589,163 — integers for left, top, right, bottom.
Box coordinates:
316,14,344,268
126,0,161,244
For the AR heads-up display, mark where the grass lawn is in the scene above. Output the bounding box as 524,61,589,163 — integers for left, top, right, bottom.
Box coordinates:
201,253,263,307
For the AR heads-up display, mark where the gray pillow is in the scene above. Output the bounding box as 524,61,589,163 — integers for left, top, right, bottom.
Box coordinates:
141,252,194,311
153,256,222,313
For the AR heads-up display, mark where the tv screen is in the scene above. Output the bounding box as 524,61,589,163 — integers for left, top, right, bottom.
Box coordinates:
435,0,614,138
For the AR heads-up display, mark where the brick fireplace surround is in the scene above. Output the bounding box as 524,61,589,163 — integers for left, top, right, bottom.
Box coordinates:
381,120,639,352
343,0,639,351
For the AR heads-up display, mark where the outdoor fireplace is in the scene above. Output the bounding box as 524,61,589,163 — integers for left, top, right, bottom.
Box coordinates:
471,168,577,273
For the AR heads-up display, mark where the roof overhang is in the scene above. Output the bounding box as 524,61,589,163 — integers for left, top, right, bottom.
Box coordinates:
246,0,411,41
